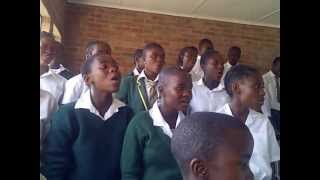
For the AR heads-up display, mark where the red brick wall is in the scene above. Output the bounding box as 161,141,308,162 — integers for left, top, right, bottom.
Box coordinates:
42,0,66,40
64,3,280,75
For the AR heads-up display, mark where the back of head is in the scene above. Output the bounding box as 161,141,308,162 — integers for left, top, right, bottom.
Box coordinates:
171,112,253,177
199,39,214,51
272,56,280,66
177,46,198,66
224,64,258,97
85,40,111,60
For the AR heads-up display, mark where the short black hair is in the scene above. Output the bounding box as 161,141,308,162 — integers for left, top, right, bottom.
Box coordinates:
272,56,280,65
142,42,165,60
224,64,259,97
228,46,241,55
200,49,220,65
199,38,214,50
158,66,190,88
171,112,253,176
81,53,115,76
133,49,143,62
177,46,198,66
85,40,111,60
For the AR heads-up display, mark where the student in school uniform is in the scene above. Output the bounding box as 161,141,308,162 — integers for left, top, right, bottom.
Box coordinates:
128,48,144,77
189,50,230,113
176,46,199,82
49,41,74,80
41,54,133,180
116,42,165,115
40,89,57,153
61,41,112,104
263,57,280,134
121,67,192,180
221,46,241,81
171,112,254,180
217,65,280,180
40,31,66,104
189,39,214,82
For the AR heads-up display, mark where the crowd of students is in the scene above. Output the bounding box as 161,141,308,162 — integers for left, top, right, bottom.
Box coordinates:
40,31,280,180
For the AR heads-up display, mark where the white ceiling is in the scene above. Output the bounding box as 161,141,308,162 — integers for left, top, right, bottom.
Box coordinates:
68,0,280,28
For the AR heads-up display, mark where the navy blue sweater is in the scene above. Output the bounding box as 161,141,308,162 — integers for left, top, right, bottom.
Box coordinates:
41,102,133,180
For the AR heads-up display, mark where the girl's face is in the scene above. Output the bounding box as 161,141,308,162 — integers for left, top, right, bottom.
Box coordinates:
87,55,121,93
144,48,165,75
40,38,57,65
181,50,197,73
160,73,192,112
237,74,265,108
202,55,224,81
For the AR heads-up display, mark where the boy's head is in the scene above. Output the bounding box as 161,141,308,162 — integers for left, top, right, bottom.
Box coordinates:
142,42,165,76
133,49,144,73
200,50,224,82
171,112,254,180
177,46,198,73
271,56,280,77
224,65,265,109
40,31,56,66
228,46,241,66
85,40,112,61
81,54,121,93
158,67,192,112
198,39,214,55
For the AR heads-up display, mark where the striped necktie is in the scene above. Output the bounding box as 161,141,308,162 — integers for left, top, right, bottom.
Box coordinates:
146,79,158,107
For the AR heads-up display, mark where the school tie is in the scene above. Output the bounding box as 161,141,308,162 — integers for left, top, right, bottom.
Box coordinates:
275,76,280,102
147,80,158,107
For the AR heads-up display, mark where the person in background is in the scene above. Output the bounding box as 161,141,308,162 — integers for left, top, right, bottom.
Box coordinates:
62,40,111,104
121,67,192,180
176,46,199,82
221,46,242,81
128,48,144,76
217,64,280,180
189,50,230,113
40,31,66,104
41,54,133,180
49,41,74,80
171,112,254,180
262,57,280,136
116,42,165,115
189,39,214,82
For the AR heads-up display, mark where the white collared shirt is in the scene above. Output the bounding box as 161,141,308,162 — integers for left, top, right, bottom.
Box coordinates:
49,64,66,75
189,55,204,82
62,74,89,104
75,90,126,121
133,68,141,76
137,70,159,101
217,104,280,180
149,101,185,138
190,78,230,113
40,89,58,151
40,70,66,104
221,62,239,82
263,71,280,111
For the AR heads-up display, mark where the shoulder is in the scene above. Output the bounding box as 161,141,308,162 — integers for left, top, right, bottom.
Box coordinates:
65,74,83,87
127,111,152,129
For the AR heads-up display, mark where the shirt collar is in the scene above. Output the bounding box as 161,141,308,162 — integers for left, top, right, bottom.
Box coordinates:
149,101,185,138
138,70,159,82
196,78,225,92
75,90,126,121
50,64,66,74
133,68,141,76
222,104,256,126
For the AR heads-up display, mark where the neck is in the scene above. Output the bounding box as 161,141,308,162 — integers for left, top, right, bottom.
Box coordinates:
40,64,49,76
203,77,219,90
144,70,157,81
271,70,279,78
158,101,178,129
50,63,60,69
229,99,249,123
90,88,113,116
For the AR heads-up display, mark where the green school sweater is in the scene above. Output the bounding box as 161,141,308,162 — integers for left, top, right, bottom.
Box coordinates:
116,75,150,115
121,111,182,180
41,102,133,180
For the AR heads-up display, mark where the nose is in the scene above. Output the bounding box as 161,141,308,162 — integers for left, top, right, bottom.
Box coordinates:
108,65,118,73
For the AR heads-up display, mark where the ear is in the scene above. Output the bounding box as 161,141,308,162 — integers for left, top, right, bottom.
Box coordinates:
231,81,241,96
83,74,92,86
157,83,164,97
190,158,208,178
